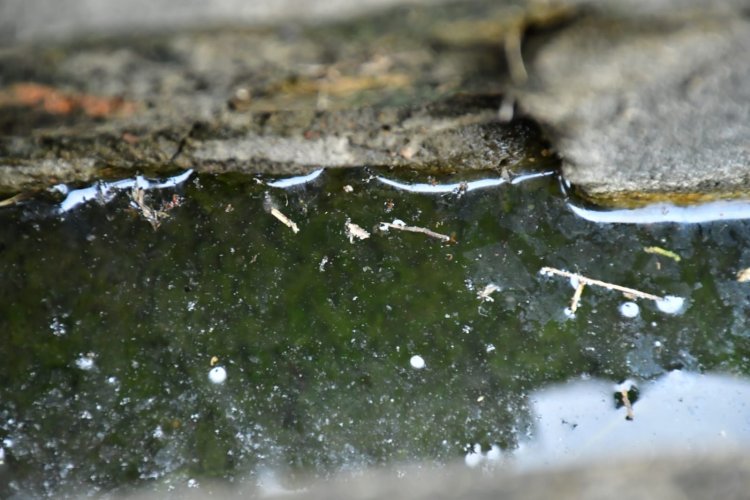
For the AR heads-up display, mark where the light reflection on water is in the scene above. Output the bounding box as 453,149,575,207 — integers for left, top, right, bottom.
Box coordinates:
567,199,750,224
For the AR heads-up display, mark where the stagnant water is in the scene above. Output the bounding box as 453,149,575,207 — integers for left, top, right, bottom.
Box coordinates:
1,167,750,498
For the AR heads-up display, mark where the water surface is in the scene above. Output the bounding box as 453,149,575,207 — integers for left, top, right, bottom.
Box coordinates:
1,167,749,497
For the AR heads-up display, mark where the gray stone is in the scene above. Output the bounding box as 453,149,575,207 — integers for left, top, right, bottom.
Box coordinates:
515,2,750,205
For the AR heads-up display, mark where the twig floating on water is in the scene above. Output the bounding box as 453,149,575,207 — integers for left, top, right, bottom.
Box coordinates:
379,220,452,242
644,246,681,262
270,208,299,233
569,282,586,313
619,389,635,421
539,266,663,302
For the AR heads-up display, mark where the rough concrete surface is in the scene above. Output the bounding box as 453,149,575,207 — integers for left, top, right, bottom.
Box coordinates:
1,0,749,203
515,1,750,205
0,0,556,194
119,451,750,500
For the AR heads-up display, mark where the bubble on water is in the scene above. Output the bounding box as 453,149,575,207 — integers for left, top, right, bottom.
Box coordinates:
619,301,640,318
656,295,685,315
409,355,425,370
187,478,199,489
75,355,95,371
486,344,496,353
563,307,576,319
208,366,227,384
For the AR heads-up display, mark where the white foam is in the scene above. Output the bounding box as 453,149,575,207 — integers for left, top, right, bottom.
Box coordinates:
75,355,95,371
656,295,685,315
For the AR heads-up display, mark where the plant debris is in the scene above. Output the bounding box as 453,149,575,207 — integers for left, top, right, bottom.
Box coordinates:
569,281,586,313
737,268,750,282
644,246,681,262
477,283,501,302
345,220,370,243
129,188,181,230
539,266,664,308
379,219,452,243
269,208,299,233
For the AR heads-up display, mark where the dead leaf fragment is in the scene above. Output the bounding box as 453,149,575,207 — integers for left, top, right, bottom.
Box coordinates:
477,283,500,302
737,268,750,282
345,220,370,243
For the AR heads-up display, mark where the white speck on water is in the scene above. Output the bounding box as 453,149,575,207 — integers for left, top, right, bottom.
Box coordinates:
187,301,197,312
486,344,496,353
2,438,13,449
569,276,579,289
654,340,663,348
656,295,685,315
619,301,640,318
209,366,227,384
75,355,95,371
153,426,165,439
50,317,67,336
409,355,425,370
187,478,199,489
80,410,93,420
563,307,576,318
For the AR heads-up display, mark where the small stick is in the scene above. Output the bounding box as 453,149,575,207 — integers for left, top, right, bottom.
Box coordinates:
620,389,635,421
379,221,451,242
539,266,663,302
570,282,586,313
270,208,299,233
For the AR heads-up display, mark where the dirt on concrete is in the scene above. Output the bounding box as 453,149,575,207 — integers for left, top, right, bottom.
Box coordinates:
0,0,559,194
1,0,748,205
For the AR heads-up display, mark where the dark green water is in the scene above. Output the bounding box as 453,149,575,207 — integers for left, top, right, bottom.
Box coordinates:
1,167,750,497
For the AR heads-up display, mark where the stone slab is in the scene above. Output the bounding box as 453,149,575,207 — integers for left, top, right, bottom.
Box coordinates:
514,2,750,206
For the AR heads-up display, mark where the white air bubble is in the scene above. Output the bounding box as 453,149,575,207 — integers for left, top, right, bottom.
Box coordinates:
619,301,640,318
208,366,227,384
409,355,425,370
